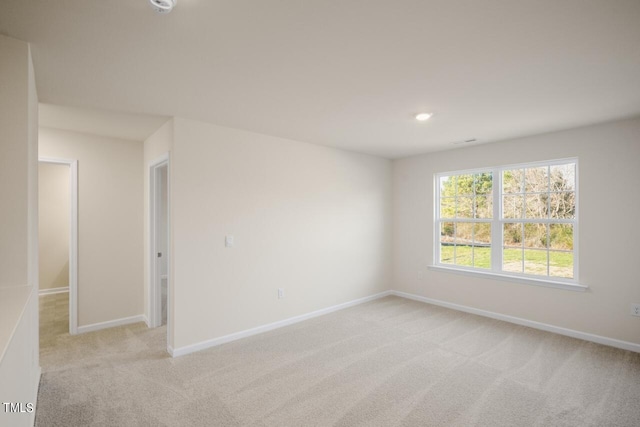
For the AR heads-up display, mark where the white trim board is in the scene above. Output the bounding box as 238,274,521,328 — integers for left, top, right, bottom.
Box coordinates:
77,315,147,334
391,290,640,353
38,286,69,296
169,291,392,357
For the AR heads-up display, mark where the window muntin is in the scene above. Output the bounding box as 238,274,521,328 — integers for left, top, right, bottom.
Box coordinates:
435,159,577,282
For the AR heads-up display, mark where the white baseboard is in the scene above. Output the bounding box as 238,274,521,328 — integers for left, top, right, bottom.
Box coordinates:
77,314,146,334
167,288,639,358
170,290,391,357
38,286,68,296
391,290,640,353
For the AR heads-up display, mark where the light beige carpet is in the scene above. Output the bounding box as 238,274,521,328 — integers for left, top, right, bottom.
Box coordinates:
36,295,640,426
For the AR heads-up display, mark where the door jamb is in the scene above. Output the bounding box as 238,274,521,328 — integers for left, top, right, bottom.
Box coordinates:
148,154,170,334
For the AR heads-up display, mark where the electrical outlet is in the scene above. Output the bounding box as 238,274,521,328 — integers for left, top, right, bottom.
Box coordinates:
631,303,640,317
278,288,285,299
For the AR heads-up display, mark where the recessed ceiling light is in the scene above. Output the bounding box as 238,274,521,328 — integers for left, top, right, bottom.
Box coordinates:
415,113,433,121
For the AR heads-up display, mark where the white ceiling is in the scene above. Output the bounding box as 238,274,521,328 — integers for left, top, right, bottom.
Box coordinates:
2,0,640,158
39,104,169,142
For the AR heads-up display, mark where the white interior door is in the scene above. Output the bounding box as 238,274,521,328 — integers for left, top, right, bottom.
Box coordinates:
149,154,170,334
156,165,168,326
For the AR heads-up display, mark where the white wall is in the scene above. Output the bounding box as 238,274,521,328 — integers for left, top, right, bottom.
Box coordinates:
39,128,144,327
0,35,29,287
0,288,39,427
0,35,40,427
171,117,392,350
38,163,70,290
393,117,640,345
27,45,38,292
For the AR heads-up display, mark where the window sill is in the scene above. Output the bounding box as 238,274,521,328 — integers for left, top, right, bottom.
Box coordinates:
427,265,588,292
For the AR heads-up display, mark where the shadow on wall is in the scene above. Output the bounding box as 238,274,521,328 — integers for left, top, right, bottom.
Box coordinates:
49,261,69,288
39,161,70,291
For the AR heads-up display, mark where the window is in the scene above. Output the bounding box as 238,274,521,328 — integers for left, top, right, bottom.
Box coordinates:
434,159,578,286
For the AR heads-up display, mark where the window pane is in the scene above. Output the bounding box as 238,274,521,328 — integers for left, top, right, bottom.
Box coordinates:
455,245,473,266
440,243,454,264
440,175,456,196
549,251,573,278
455,222,473,245
440,197,455,218
503,223,522,248
473,222,491,270
503,169,523,193
549,224,573,251
550,192,575,219
457,174,474,196
503,247,523,273
524,223,547,249
457,196,473,218
473,223,491,245
550,163,575,192
525,167,549,193
440,222,455,244
525,194,548,219
474,172,493,195
503,195,523,218
475,195,492,218
524,249,548,275
473,246,491,269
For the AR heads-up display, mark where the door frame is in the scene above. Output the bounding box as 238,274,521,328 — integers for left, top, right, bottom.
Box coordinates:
39,157,79,335
148,153,170,336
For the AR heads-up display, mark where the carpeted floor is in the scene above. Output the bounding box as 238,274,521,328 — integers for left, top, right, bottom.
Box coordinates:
36,295,640,426
39,293,69,347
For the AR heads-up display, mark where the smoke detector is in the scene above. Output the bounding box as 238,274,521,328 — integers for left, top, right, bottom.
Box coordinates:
149,0,176,14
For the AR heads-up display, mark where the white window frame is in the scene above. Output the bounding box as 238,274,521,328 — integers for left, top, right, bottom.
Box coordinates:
429,158,586,292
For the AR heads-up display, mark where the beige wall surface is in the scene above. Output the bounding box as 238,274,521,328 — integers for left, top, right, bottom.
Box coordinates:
38,163,70,290
27,44,39,290
39,128,144,327
393,117,640,345
171,118,392,349
0,35,40,427
0,288,39,427
143,119,173,327
0,35,29,288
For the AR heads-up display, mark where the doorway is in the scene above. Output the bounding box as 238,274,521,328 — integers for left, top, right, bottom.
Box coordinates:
149,155,170,343
38,157,78,336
